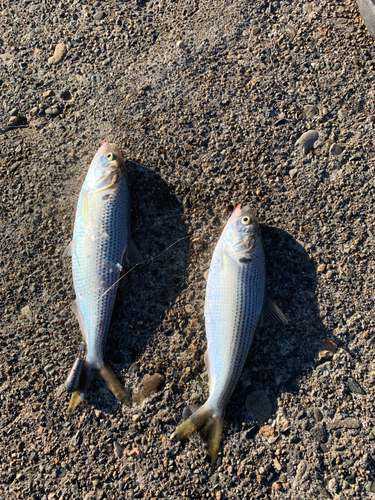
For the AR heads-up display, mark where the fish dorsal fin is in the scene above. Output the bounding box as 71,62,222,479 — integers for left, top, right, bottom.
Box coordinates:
63,239,75,258
126,237,143,267
71,299,88,342
263,295,289,326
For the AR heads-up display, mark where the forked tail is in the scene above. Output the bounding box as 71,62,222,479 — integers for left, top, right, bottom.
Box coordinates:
64,358,131,414
170,403,223,467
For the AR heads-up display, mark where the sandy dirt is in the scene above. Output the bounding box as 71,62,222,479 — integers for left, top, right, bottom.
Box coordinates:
1,0,375,498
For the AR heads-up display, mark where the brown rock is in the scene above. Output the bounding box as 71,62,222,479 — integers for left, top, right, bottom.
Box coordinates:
132,373,165,404
48,43,67,65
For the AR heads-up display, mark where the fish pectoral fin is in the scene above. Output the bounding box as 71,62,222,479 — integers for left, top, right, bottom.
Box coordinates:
63,239,76,258
71,300,88,342
263,295,289,325
203,349,210,370
126,238,143,267
83,190,89,225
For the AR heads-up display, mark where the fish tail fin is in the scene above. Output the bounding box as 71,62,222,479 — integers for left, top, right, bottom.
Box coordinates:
171,403,224,467
99,364,132,407
65,359,95,415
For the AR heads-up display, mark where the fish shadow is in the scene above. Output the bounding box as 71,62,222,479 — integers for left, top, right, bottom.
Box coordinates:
226,225,333,428
88,163,190,413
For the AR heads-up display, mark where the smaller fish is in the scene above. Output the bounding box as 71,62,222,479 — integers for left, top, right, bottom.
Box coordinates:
171,205,288,466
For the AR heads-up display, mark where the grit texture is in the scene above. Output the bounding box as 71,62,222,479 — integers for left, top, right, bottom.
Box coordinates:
1,1,375,499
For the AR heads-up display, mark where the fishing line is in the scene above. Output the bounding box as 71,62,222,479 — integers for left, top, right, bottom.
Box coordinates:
98,234,191,302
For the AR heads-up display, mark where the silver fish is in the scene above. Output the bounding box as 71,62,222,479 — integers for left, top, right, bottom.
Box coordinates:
171,205,288,465
63,141,142,414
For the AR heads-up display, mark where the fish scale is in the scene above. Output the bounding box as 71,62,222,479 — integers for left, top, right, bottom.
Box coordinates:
171,205,288,466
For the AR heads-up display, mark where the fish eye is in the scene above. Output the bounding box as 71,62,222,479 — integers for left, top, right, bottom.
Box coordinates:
106,152,115,161
241,215,251,225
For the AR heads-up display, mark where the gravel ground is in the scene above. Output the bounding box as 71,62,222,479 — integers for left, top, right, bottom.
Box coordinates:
1,0,375,499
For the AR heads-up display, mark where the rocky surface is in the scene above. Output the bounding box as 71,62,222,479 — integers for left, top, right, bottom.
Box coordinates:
1,0,375,499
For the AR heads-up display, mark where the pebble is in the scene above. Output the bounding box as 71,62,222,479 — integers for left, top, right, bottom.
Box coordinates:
295,130,318,154
9,107,18,116
45,106,61,116
20,305,32,319
29,3,40,13
346,378,365,395
313,408,323,422
113,441,123,459
93,11,105,21
309,424,327,443
304,105,319,116
70,431,82,447
132,373,165,404
330,143,344,155
48,43,67,65
91,74,102,84
251,26,261,35
8,116,19,125
329,417,361,430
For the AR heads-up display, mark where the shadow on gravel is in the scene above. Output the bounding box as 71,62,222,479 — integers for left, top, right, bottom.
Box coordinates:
87,163,190,413
225,226,330,429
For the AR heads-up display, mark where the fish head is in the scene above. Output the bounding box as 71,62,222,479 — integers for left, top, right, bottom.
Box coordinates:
87,141,126,192
222,204,261,260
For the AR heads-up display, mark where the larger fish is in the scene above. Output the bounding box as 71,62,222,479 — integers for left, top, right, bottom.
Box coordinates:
63,141,142,414
171,205,288,465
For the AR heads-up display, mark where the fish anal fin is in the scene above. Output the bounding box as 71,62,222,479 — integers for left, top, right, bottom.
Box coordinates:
263,295,289,325
63,240,75,258
71,300,88,343
99,364,131,407
126,238,143,267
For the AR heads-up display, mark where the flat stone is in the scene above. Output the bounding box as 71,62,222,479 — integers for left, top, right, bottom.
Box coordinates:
45,106,61,116
93,11,105,20
313,408,323,422
132,373,165,404
295,129,318,154
304,104,319,116
48,43,67,65
346,377,365,395
113,441,123,459
329,417,361,430
330,143,344,155
309,424,327,443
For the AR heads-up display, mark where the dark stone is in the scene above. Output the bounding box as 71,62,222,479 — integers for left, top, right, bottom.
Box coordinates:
310,424,327,443
346,377,365,395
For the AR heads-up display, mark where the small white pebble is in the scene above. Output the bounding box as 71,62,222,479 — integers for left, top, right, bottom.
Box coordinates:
176,40,183,48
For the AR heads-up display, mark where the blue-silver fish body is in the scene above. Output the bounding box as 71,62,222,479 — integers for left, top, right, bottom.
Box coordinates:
171,205,287,465
63,142,141,413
